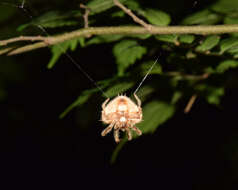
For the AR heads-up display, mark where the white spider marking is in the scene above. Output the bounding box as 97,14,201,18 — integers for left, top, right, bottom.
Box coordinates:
101,93,142,143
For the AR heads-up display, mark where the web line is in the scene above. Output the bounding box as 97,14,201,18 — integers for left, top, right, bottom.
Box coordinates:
0,0,160,98
0,0,109,98
134,56,159,94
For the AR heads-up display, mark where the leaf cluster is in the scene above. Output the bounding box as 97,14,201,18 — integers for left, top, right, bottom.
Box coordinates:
1,0,238,161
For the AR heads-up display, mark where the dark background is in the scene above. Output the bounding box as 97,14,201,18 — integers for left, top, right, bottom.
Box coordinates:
1,43,238,189
0,0,238,189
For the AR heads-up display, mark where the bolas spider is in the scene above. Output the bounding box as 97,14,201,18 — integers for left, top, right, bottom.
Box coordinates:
101,93,142,143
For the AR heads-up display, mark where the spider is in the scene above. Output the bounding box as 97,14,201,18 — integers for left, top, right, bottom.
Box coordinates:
101,93,142,143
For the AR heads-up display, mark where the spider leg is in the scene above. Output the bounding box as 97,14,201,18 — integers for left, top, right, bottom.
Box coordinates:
114,128,120,143
133,93,141,107
102,98,110,109
131,126,142,136
101,122,115,136
125,128,132,141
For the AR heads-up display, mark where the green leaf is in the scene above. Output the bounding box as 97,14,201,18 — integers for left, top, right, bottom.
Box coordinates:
128,34,151,39
137,101,175,134
181,9,221,25
206,86,224,105
105,81,135,97
155,34,178,43
78,37,86,47
59,88,99,118
111,11,125,18
224,16,238,24
204,67,215,74
124,0,141,11
97,76,118,87
179,35,195,44
196,84,224,105
143,9,171,26
134,85,155,103
227,46,238,54
139,61,162,75
87,0,126,14
171,91,183,104
211,0,238,14
48,46,62,69
113,40,147,75
86,35,123,45
35,20,78,28
216,60,238,73
219,37,238,54
196,35,220,52
17,11,79,31
60,77,116,118
70,39,78,51
48,39,78,69
86,34,150,46
223,17,238,37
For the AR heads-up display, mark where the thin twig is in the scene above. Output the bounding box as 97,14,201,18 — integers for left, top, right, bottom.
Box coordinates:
184,73,209,113
80,4,91,38
113,0,153,31
80,4,90,28
0,47,16,55
184,94,197,113
1,25,238,55
0,36,48,46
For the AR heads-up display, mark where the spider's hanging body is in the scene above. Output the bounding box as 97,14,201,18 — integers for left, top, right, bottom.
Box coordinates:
101,93,142,143
1,0,159,143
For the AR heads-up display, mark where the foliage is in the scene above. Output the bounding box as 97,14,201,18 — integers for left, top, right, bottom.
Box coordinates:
1,0,238,162
195,35,220,52
113,40,147,75
17,11,81,31
143,9,171,26
48,39,80,69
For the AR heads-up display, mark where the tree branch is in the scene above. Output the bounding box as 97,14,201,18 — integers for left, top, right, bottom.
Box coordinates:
80,4,91,29
0,36,48,46
113,0,153,31
1,25,238,55
0,47,16,55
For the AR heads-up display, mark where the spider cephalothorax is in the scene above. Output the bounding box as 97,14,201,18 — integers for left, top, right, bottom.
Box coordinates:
101,93,142,143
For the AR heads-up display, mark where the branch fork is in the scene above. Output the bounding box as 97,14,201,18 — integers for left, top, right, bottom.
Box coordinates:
113,0,153,31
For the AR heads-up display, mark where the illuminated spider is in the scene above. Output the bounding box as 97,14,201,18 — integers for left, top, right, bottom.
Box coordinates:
101,93,142,143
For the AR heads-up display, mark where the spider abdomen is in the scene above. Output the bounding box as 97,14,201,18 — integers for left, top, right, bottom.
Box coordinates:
101,94,143,143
